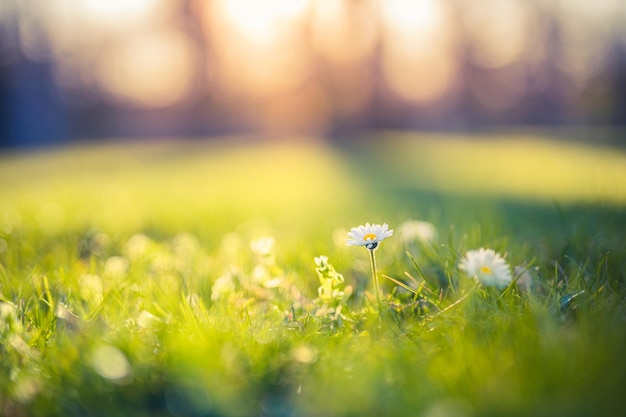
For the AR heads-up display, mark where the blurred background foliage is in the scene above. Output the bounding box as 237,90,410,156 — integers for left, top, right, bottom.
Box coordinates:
0,0,625,147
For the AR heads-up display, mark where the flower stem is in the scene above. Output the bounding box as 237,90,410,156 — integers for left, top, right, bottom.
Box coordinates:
369,248,381,305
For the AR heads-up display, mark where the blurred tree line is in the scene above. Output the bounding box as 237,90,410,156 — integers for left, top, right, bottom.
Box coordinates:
0,0,625,148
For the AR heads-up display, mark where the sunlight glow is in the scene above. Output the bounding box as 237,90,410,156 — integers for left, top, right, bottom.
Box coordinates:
310,0,377,65
11,0,626,121
205,0,313,100
380,0,455,102
465,0,529,68
382,0,443,34
81,0,163,29
219,0,309,44
96,30,196,107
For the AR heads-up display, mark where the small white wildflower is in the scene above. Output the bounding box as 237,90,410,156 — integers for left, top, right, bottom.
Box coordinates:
398,220,436,244
459,248,512,288
346,223,394,250
314,255,328,268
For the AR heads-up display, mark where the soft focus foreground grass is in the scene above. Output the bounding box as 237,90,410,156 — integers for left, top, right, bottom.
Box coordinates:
0,133,625,417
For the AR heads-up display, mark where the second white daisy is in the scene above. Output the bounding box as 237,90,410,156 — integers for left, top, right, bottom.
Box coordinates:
459,248,512,288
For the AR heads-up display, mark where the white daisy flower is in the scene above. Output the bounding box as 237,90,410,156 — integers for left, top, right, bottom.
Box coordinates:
347,223,394,250
459,248,512,288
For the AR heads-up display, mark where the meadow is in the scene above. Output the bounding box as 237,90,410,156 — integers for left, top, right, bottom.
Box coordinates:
1,131,625,417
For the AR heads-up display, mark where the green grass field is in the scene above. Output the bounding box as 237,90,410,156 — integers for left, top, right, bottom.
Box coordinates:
1,132,626,417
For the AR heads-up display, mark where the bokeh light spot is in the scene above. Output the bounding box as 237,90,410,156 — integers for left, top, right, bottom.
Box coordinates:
90,345,133,383
96,30,196,108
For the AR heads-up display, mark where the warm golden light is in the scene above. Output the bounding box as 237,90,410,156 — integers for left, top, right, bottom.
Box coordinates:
310,0,377,65
9,0,624,129
96,30,196,108
81,0,164,30
218,0,309,44
465,0,529,68
382,48,456,103
382,0,443,34
381,0,455,102
204,0,313,101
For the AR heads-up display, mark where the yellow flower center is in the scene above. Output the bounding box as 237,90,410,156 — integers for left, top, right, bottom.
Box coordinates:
363,233,377,241
480,265,492,274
